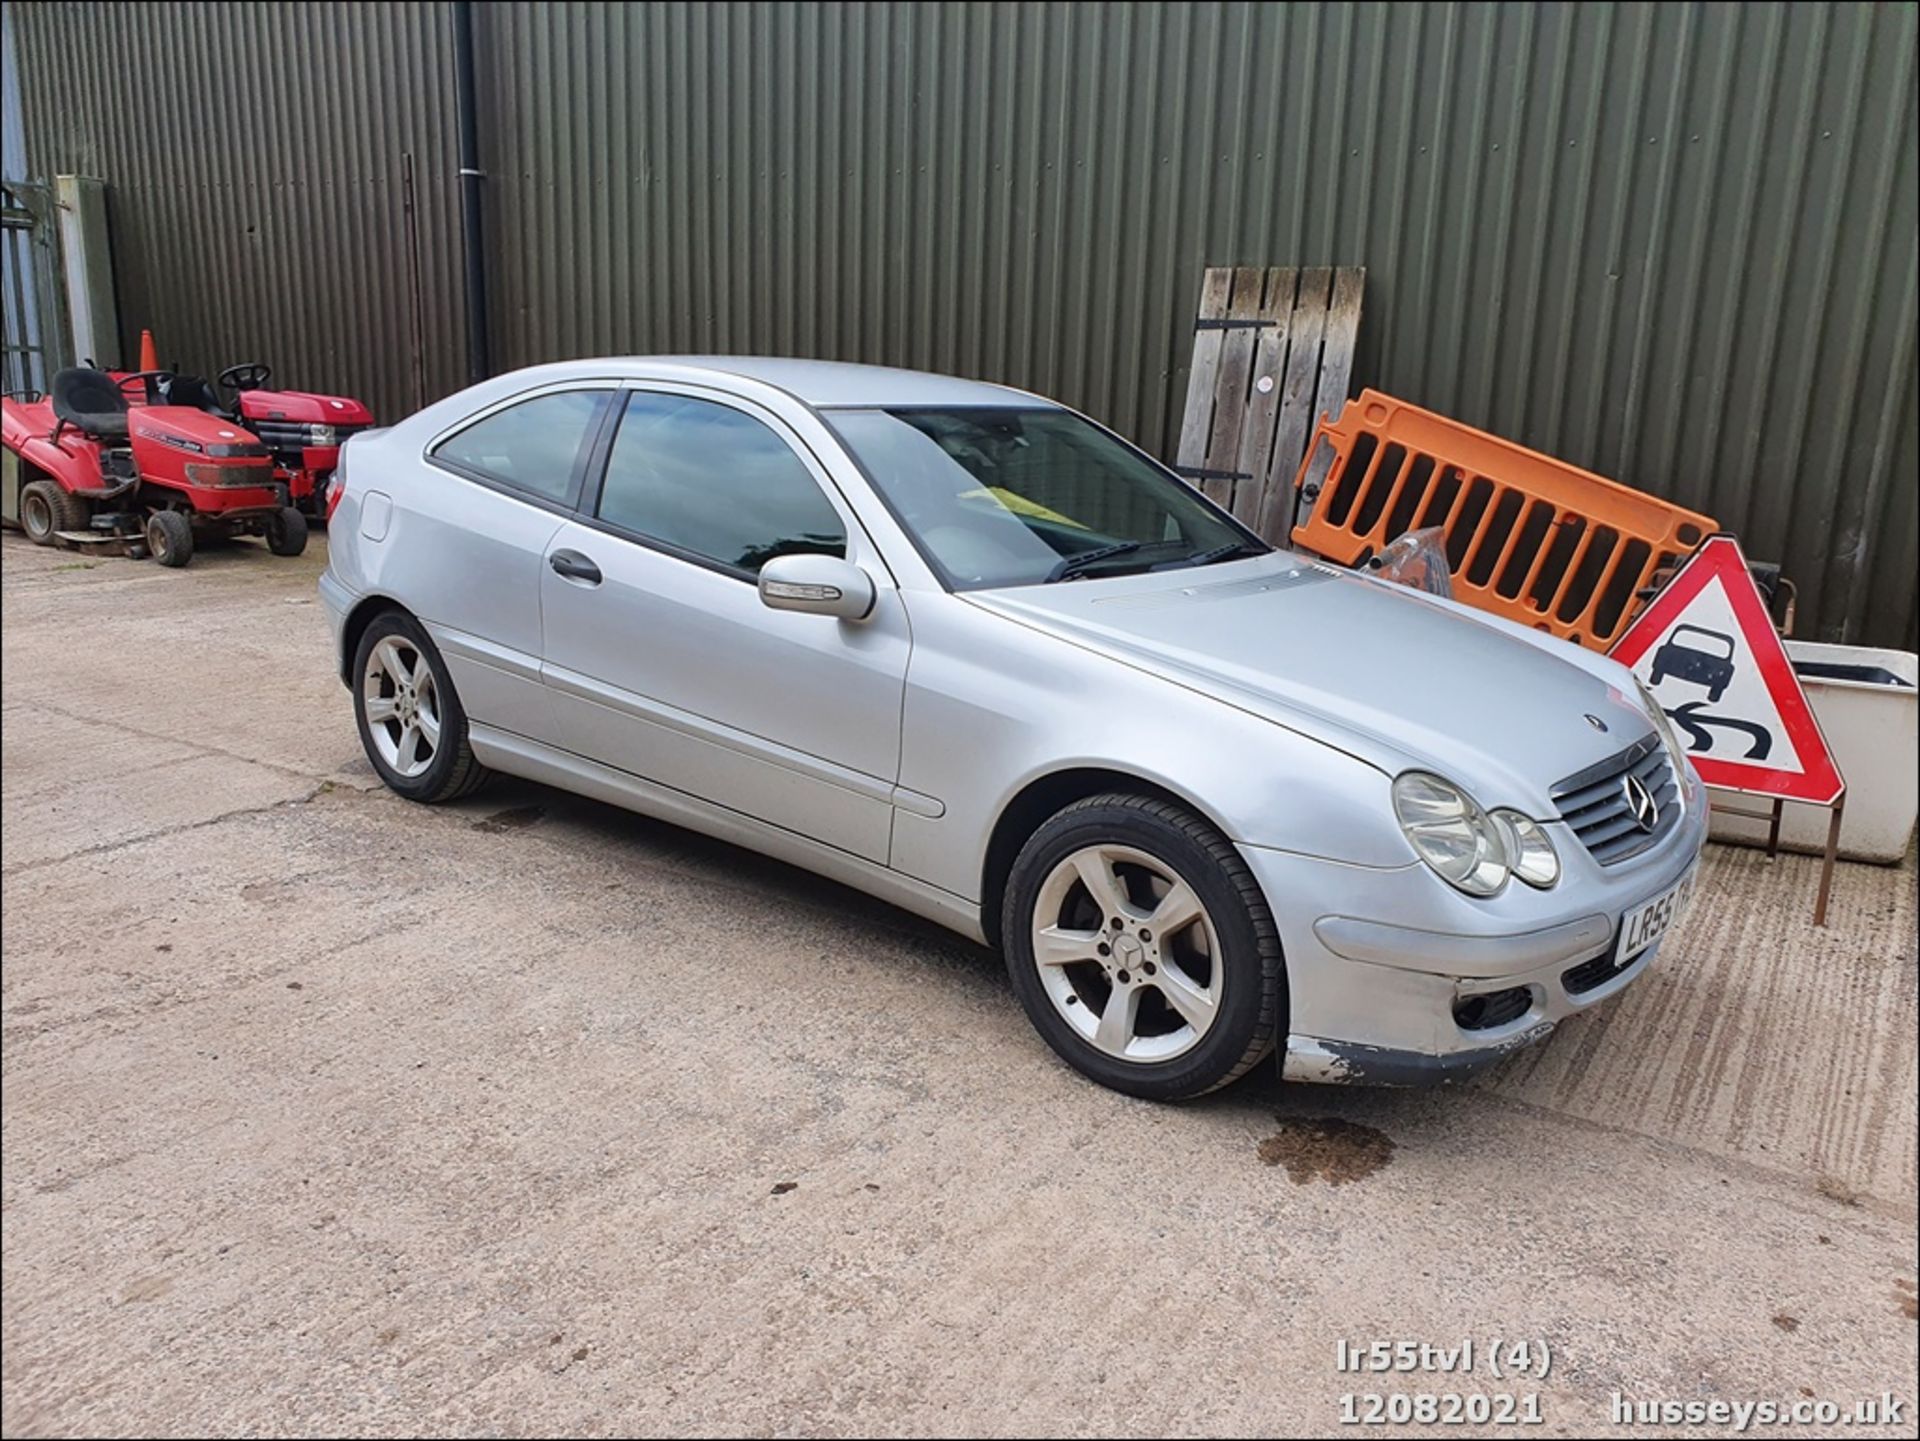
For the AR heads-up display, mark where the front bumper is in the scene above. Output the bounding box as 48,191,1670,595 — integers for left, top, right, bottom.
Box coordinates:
1241,769,1709,1085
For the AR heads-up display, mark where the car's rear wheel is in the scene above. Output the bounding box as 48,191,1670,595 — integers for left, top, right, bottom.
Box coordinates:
1001,793,1283,1100
352,610,490,803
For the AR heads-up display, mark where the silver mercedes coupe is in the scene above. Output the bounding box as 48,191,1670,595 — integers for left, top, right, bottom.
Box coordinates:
319,358,1706,1099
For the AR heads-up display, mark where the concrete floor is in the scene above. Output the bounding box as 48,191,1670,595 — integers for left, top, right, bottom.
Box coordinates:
2,532,1914,1438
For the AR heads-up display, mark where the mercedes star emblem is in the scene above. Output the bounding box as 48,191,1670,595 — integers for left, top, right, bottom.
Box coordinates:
1621,772,1660,832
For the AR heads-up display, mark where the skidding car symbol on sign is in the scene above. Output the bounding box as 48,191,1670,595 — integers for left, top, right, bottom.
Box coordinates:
1609,535,1842,805
1650,625,1735,701
1644,623,1773,757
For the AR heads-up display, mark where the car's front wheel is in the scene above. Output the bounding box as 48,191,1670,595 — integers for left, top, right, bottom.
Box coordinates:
352,610,490,803
1001,793,1283,1100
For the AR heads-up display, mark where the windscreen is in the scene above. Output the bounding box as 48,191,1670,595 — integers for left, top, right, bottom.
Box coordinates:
827,407,1263,590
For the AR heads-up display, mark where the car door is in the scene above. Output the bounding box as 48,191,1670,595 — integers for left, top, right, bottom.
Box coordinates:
538,384,911,862
397,381,616,744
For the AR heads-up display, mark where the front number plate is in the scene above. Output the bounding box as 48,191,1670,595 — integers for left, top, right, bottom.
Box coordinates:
1618,865,1698,963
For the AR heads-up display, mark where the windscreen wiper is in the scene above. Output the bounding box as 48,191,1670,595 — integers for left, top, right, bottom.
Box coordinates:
1176,541,1257,569
1045,540,1143,582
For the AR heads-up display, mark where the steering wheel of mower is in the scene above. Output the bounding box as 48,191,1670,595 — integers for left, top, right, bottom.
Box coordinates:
218,362,273,393
116,369,177,405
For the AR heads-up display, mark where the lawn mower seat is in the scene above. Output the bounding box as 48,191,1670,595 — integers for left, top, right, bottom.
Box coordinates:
50,367,131,440
163,374,227,415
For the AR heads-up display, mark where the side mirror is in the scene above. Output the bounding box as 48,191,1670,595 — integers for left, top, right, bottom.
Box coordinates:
757,552,876,622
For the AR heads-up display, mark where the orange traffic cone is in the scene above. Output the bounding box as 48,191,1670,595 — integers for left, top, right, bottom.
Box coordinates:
137,328,159,372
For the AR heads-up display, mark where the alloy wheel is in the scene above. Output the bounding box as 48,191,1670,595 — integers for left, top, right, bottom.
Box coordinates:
362,637,441,778
1029,843,1223,1062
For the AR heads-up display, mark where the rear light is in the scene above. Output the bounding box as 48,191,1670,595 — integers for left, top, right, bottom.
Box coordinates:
325,453,347,520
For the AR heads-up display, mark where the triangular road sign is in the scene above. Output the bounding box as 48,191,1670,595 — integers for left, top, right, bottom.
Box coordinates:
1610,535,1843,805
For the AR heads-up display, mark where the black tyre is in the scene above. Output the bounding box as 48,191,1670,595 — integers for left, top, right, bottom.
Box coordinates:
352,609,490,803
146,510,194,568
20,479,87,545
265,505,308,556
1000,793,1284,1101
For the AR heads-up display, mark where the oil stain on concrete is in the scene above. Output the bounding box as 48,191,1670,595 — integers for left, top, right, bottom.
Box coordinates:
1256,1116,1396,1185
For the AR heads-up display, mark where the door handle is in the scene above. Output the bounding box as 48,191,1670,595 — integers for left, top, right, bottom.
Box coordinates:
549,549,602,585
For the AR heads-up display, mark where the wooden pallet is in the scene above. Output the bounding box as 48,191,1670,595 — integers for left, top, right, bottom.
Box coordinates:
1173,265,1365,544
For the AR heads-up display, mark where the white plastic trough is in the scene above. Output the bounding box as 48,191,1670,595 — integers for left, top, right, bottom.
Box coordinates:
1707,640,1918,864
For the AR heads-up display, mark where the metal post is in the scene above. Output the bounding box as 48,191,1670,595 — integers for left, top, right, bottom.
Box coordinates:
1765,796,1784,858
401,153,428,412
451,1,490,385
1813,796,1845,928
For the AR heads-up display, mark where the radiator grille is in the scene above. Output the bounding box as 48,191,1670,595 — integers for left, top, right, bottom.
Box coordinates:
1551,736,1680,866
250,419,369,452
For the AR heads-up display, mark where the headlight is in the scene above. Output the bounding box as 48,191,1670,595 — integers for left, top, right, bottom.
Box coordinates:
1391,771,1511,896
308,423,337,446
1493,809,1560,888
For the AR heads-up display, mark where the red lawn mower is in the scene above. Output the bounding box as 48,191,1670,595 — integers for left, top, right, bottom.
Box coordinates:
160,362,375,517
1,367,307,567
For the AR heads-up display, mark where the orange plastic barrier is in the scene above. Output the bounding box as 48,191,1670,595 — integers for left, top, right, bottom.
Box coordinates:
1291,390,1715,649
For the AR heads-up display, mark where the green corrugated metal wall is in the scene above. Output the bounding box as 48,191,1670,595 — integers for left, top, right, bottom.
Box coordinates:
12,1,1917,648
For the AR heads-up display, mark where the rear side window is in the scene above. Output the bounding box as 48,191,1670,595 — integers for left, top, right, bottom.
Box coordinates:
596,392,846,574
432,390,604,504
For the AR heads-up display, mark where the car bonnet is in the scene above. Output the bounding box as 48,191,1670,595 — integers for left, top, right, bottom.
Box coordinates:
962,551,1659,815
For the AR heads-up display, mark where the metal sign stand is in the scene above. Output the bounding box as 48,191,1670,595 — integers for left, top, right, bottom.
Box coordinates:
1708,791,1847,927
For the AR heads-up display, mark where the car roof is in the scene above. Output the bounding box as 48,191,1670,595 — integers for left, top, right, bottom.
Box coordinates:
639,356,1050,409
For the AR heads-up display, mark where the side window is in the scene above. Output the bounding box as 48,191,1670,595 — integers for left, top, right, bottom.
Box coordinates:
431,390,605,504
596,392,847,573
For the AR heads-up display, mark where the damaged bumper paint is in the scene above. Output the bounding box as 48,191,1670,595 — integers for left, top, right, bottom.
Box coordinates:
1282,1023,1558,1086
1240,785,1708,1087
